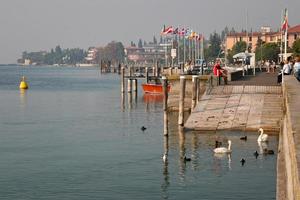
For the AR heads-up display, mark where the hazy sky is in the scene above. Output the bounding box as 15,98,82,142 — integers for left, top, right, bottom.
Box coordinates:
0,0,299,63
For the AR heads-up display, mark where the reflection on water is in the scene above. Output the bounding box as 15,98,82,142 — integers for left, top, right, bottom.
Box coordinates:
19,89,27,108
143,94,164,103
161,136,169,200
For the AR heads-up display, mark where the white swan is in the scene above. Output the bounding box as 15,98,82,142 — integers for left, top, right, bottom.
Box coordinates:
257,128,268,142
214,140,232,154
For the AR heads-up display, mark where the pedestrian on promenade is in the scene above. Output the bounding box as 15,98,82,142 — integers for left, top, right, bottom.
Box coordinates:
213,59,228,84
265,60,270,73
277,60,291,83
293,56,300,81
270,60,276,73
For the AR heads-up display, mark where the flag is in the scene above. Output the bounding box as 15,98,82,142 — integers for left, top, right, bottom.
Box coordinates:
281,8,288,32
179,28,185,36
185,28,191,38
196,34,203,41
189,31,197,39
173,27,179,35
161,26,173,35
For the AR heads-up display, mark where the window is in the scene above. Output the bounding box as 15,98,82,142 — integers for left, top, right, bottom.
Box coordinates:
295,34,298,40
249,36,252,42
239,37,242,41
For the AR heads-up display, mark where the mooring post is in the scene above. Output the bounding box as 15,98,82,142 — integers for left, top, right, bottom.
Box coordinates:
118,63,121,74
180,63,184,75
145,67,149,83
132,78,137,93
162,76,169,136
156,61,160,78
121,66,125,93
192,75,198,109
127,79,132,93
100,60,103,73
197,76,201,101
178,76,186,126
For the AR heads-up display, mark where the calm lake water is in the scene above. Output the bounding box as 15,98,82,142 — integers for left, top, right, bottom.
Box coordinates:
0,66,277,199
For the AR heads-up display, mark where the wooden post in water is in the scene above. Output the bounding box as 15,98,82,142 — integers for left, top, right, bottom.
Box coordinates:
162,76,169,136
156,61,160,77
178,76,186,126
100,60,103,73
197,76,201,101
180,63,184,74
127,79,132,93
118,63,121,74
145,67,149,83
192,75,198,109
121,66,125,93
132,79,137,93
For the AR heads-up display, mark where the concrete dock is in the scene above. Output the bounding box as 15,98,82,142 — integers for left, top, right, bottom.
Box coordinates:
185,85,283,132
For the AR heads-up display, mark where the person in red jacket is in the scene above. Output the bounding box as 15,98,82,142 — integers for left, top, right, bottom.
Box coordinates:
213,59,228,84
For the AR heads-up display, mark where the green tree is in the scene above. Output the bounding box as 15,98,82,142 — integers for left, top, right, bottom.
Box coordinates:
255,43,280,62
138,39,143,48
153,36,157,44
205,32,221,61
98,41,125,63
226,41,247,63
232,41,247,54
292,39,300,56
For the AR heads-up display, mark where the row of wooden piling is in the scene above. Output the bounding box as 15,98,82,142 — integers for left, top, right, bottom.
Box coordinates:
162,75,204,136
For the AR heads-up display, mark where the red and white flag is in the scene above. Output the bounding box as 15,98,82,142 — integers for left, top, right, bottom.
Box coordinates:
281,8,288,32
161,26,173,35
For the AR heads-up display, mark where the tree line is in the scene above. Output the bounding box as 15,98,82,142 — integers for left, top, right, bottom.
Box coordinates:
19,41,125,65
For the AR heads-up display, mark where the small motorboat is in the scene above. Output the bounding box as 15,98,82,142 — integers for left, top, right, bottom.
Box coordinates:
141,78,170,94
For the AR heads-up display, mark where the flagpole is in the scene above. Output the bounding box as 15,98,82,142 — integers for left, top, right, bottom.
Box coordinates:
189,38,191,61
284,9,288,61
280,9,283,62
164,35,167,68
177,26,180,66
183,32,186,68
201,36,204,60
172,34,174,68
194,37,197,64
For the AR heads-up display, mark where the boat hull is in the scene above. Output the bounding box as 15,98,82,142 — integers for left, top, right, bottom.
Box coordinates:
142,83,171,94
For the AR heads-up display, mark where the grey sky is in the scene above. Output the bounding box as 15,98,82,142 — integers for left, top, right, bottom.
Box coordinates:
0,0,299,63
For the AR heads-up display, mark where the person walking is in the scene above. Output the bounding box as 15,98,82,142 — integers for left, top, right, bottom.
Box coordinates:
293,56,300,81
277,60,291,83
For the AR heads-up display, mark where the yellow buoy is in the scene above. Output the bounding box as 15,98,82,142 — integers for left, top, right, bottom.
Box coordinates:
19,76,29,89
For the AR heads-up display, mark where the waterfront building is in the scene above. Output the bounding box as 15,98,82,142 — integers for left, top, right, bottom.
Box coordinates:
125,43,165,65
85,48,98,63
226,24,300,53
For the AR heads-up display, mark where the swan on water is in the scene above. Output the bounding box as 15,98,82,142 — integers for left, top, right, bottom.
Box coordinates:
214,140,232,154
257,128,268,142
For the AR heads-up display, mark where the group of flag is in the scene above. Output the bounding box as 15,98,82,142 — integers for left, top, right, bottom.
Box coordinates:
161,25,203,41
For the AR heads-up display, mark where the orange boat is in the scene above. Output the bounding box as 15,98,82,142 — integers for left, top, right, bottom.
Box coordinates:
141,83,171,94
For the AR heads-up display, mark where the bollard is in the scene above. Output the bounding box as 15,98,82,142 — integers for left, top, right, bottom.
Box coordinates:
127,79,132,93
162,76,169,136
132,79,137,93
145,67,149,83
192,75,198,109
121,67,125,93
197,76,201,101
178,76,186,126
